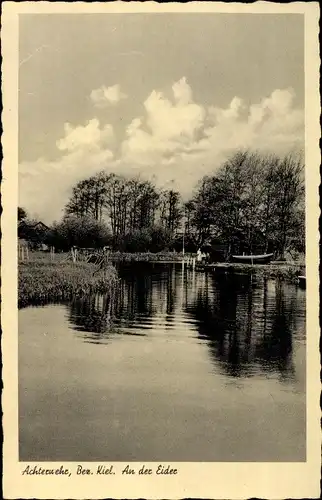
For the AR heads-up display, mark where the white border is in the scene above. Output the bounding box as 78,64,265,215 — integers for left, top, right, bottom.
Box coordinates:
2,2,321,498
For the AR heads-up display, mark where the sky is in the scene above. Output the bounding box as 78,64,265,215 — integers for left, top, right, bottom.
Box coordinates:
19,13,304,223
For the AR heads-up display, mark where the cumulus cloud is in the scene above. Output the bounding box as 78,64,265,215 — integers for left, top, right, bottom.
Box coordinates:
122,78,205,165
208,96,245,124
249,88,297,126
90,84,128,107
186,88,304,191
122,80,303,178
57,118,114,152
19,78,304,222
20,119,115,222
172,76,193,105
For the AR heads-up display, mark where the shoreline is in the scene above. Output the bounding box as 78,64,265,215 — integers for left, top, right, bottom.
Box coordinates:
18,260,118,309
18,253,305,309
193,261,305,283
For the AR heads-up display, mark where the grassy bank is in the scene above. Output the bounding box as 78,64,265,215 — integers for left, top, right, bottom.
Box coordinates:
207,262,305,282
19,261,118,308
26,250,191,263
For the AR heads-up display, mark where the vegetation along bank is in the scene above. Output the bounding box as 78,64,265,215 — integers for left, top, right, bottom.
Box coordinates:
18,260,118,308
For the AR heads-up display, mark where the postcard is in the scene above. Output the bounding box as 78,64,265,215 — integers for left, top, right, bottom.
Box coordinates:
2,1,320,498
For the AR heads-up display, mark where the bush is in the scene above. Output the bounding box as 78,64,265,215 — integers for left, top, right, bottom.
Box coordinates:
121,228,152,252
47,215,112,251
114,226,174,252
150,226,173,252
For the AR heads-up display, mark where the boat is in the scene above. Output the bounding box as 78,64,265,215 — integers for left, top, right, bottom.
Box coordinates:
298,275,306,288
230,253,274,264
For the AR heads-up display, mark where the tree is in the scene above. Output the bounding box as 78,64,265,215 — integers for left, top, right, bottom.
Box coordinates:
267,153,304,259
64,172,181,251
150,225,173,252
186,179,216,248
186,150,305,259
65,172,109,220
48,215,111,251
158,189,182,235
62,151,304,257
121,228,152,252
18,207,27,222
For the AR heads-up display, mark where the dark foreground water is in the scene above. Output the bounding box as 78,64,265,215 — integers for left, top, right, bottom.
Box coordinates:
19,263,306,461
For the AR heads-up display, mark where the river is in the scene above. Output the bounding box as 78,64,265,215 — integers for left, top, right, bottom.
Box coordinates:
19,262,306,462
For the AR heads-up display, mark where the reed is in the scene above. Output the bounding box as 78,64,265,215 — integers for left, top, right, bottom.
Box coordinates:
109,251,189,262
19,261,118,308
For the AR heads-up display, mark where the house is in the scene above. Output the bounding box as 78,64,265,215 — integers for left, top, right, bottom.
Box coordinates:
18,220,50,250
33,221,50,232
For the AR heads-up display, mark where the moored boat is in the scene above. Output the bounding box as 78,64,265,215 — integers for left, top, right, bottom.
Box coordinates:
230,253,274,264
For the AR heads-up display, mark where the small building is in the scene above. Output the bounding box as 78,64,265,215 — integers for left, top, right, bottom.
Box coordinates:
18,220,50,250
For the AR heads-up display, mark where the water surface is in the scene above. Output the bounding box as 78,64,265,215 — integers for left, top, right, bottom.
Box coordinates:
19,263,306,461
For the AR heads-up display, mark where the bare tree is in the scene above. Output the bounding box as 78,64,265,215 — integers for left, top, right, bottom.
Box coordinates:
186,150,305,259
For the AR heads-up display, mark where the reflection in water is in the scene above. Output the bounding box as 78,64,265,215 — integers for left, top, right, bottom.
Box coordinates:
69,294,113,343
19,262,306,462
69,263,305,382
187,273,299,380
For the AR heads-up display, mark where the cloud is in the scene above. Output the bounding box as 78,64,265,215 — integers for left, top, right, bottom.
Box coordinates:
19,150,115,223
121,81,303,188
134,84,303,200
19,78,304,223
122,78,205,165
90,84,128,107
208,96,245,124
57,118,114,152
172,76,193,105
20,119,115,222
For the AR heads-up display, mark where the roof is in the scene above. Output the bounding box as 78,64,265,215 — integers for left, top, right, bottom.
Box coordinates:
18,220,50,242
30,221,50,230
19,220,50,231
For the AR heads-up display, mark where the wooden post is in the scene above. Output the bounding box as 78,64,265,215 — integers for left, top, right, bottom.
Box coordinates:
71,247,76,263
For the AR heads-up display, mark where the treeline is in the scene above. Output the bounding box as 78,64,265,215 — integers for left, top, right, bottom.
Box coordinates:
60,173,182,252
19,150,305,259
48,216,178,253
185,150,305,259
65,173,182,236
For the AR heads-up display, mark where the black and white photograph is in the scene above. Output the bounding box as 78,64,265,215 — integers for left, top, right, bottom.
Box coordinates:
2,2,320,499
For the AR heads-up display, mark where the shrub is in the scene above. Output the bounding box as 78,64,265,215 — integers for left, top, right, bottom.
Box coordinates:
46,215,112,251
